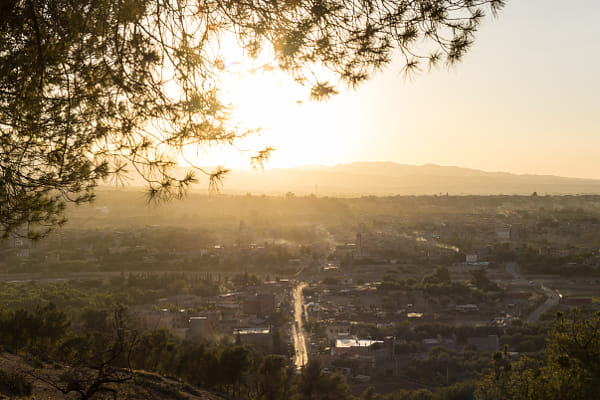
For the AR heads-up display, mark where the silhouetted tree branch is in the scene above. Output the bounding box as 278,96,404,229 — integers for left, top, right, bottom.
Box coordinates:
0,0,505,238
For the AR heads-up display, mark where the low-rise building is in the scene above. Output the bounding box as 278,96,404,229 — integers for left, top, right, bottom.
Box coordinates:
233,327,273,351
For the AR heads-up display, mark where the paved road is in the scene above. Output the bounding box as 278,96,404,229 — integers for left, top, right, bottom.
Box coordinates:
505,262,560,322
527,282,561,323
291,282,308,370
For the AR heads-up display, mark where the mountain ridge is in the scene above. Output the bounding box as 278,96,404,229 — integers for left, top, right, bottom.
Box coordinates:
286,162,593,180
112,162,600,196
215,162,600,196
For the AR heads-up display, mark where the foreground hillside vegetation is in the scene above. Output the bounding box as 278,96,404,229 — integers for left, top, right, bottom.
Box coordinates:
1,276,599,399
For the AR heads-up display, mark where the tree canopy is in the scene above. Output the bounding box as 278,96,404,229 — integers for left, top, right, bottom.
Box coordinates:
0,0,504,238
477,310,600,400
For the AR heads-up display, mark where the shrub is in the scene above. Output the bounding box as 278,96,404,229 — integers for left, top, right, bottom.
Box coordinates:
0,368,32,396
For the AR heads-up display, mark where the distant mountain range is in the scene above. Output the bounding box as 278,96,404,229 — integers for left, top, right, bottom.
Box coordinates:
119,162,600,196
215,162,600,196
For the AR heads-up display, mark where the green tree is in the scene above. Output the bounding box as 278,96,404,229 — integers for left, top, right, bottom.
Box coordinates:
30,306,136,400
1,0,504,238
476,310,600,400
469,268,499,291
422,267,451,285
297,360,323,400
257,354,294,400
360,386,384,400
297,360,351,400
34,303,71,350
131,328,175,373
0,305,69,353
220,345,251,396
0,369,32,397
175,343,224,389
0,308,36,353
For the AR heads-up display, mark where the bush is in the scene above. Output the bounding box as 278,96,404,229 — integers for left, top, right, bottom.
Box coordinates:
0,369,32,396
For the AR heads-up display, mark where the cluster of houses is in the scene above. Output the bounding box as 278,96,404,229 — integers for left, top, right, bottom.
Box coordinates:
131,281,291,353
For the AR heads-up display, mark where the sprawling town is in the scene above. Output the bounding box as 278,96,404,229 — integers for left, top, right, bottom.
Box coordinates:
1,192,599,398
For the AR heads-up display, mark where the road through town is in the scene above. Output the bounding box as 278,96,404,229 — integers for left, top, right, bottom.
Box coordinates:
291,282,308,370
505,262,560,322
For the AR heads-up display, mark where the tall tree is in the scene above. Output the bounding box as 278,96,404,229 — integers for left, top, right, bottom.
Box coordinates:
476,310,600,400
29,306,136,400
220,345,251,395
257,354,293,400
0,0,505,238
297,360,351,400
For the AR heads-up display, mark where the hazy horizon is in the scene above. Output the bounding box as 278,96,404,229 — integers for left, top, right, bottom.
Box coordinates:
110,161,600,197
232,161,600,181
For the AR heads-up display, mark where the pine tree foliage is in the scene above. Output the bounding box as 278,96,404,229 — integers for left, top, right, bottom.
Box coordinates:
0,0,504,238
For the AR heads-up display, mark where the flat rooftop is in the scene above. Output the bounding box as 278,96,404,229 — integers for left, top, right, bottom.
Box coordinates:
335,339,383,348
233,327,270,335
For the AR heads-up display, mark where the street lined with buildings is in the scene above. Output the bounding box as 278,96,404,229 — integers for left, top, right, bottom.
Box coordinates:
291,282,308,370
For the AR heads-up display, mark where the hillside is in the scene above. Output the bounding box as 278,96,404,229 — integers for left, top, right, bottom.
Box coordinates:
0,352,226,400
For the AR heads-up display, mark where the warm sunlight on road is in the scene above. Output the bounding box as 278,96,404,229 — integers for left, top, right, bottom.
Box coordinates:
291,282,308,370
506,262,561,323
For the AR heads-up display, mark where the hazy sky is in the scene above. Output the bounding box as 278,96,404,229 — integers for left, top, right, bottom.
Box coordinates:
199,1,600,179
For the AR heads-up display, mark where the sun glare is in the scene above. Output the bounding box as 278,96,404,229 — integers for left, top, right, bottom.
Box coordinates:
180,35,350,171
